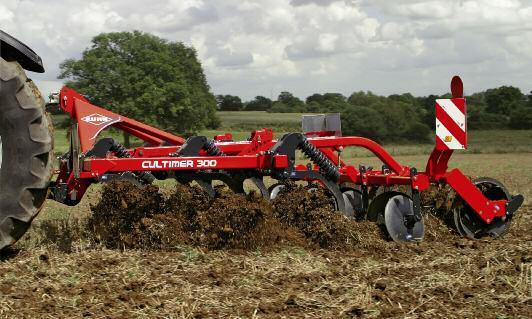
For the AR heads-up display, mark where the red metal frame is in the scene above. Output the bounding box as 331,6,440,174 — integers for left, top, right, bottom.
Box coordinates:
59,87,186,152
53,79,509,224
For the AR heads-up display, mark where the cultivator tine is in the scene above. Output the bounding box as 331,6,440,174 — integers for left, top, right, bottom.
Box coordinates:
250,176,270,201
217,172,245,194
269,183,287,201
174,174,216,197
312,176,346,213
367,191,389,222
100,172,144,187
507,195,524,215
195,180,216,198
359,165,370,214
340,187,364,219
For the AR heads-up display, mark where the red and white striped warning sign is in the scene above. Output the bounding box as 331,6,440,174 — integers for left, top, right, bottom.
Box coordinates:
435,98,467,150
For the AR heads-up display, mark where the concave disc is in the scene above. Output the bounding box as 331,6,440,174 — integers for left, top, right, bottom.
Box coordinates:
384,194,424,242
341,188,363,219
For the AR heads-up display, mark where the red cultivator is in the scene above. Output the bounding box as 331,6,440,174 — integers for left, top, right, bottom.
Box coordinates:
0,31,525,251
46,76,523,242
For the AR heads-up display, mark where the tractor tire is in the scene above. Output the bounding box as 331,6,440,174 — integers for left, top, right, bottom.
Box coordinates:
0,58,53,250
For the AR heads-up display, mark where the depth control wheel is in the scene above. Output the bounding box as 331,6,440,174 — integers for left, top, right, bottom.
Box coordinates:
452,177,513,239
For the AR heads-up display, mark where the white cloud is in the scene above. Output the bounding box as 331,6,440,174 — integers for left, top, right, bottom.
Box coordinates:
1,0,531,100
0,4,14,23
393,1,454,19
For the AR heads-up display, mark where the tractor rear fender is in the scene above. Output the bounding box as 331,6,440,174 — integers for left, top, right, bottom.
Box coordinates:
0,30,44,73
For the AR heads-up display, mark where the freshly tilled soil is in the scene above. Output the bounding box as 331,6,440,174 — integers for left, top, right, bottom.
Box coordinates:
87,181,459,252
1,179,530,318
270,183,387,250
88,181,309,250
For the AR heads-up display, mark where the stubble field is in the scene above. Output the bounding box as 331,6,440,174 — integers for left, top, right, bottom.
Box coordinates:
0,124,531,318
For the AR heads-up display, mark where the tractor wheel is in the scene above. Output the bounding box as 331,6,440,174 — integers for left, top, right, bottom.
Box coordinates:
0,58,54,250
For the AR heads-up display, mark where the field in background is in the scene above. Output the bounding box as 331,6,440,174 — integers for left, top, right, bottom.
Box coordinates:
51,111,532,156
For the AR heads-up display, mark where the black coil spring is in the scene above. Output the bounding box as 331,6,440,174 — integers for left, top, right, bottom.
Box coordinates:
110,141,155,184
134,171,155,184
298,138,340,182
204,139,225,156
109,142,131,158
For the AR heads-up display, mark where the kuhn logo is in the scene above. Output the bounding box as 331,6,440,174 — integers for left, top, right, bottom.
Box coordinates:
81,114,113,126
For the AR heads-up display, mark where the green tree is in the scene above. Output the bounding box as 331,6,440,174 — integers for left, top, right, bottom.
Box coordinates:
306,93,347,112
484,86,524,115
347,91,387,107
372,100,423,141
245,96,272,111
344,90,430,142
467,103,508,129
216,94,243,111
467,91,487,108
388,93,416,105
342,106,388,142
416,94,441,130
269,91,306,112
59,31,219,145
306,101,322,113
404,122,431,142
509,106,532,129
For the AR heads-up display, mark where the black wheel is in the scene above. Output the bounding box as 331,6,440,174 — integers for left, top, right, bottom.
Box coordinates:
452,177,512,239
0,58,54,250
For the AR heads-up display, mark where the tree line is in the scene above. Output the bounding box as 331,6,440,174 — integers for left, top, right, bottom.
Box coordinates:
57,30,530,145
216,86,532,142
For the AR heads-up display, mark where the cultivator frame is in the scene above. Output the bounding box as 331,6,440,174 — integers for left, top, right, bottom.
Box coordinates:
49,77,524,242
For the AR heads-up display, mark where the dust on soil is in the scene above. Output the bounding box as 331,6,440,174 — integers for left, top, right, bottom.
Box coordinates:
1,181,530,318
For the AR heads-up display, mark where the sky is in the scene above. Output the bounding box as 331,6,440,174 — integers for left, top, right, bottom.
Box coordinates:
1,0,531,100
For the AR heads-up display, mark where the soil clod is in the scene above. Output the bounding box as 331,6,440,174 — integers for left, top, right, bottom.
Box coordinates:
86,181,470,252
88,181,395,251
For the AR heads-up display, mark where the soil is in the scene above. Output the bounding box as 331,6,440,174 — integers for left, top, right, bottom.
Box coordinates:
0,181,530,318
88,182,307,250
87,181,396,252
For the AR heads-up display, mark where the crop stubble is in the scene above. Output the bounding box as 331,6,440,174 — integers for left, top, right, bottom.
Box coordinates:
0,181,530,318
